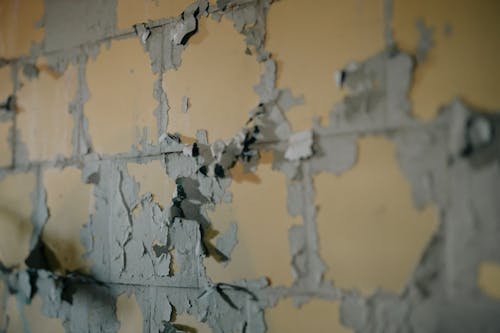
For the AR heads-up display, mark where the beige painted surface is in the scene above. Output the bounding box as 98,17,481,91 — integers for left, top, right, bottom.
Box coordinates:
316,137,438,294
86,38,158,154
5,294,64,333
173,313,212,333
42,167,92,273
0,121,11,166
205,154,300,287
393,0,500,119
0,66,12,100
0,0,44,58
267,298,352,333
116,293,144,333
164,16,260,141
478,262,500,299
116,292,213,333
0,172,34,268
266,0,385,131
0,66,13,166
16,64,77,161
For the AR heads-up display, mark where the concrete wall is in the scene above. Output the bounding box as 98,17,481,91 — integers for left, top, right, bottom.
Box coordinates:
0,0,500,332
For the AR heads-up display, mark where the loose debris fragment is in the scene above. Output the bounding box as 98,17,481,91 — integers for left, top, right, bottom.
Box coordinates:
285,130,313,161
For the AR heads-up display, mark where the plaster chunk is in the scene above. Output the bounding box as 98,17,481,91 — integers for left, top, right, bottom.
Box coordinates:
215,223,238,263
284,130,313,161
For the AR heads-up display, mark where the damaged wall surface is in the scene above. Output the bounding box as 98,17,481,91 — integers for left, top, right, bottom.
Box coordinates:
1,0,500,332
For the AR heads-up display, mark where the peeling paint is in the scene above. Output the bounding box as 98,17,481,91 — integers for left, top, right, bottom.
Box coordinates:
0,0,499,332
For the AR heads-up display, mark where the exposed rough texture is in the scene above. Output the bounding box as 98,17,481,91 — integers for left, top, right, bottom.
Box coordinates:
0,0,499,332
69,56,93,156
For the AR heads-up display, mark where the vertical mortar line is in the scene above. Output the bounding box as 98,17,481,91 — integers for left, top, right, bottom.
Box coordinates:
157,27,173,327
11,112,17,169
383,0,394,49
384,46,389,126
73,50,93,157
0,279,8,332
300,161,320,287
443,162,463,298
158,24,167,140
196,212,201,290
105,162,115,287
75,53,84,156
383,0,393,132
148,287,154,333
30,163,47,250
10,61,19,169
71,55,80,156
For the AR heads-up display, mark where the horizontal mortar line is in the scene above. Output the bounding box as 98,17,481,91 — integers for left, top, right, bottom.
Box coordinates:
252,121,435,147
0,0,259,65
103,282,346,300
4,22,168,64
272,290,340,300
96,280,344,297
0,121,435,173
317,121,442,137
0,139,276,172
105,281,201,290
0,149,185,172
104,150,185,161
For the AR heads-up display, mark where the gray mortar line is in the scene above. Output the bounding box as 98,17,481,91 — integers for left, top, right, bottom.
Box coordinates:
107,282,200,290
107,283,344,299
0,121,443,175
10,62,19,169
301,161,321,286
